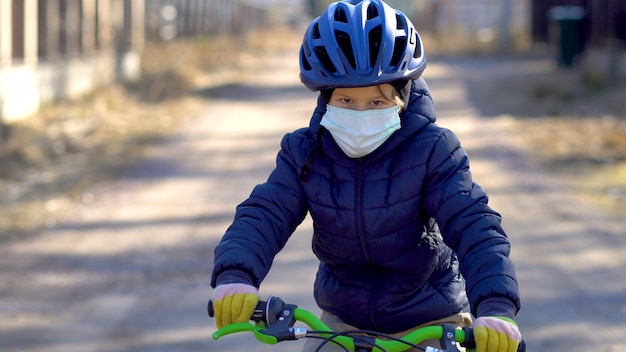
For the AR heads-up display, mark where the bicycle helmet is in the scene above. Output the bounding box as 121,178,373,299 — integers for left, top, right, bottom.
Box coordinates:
299,0,426,91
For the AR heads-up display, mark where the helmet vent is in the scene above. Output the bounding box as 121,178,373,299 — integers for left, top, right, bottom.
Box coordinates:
412,31,422,58
368,25,382,67
334,8,348,23
300,48,312,71
390,36,406,67
366,3,379,20
314,46,337,74
395,13,406,30
311,23,321,39
335,30,356,69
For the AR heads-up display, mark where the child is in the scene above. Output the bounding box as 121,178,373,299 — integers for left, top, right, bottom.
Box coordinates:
211,1,522,351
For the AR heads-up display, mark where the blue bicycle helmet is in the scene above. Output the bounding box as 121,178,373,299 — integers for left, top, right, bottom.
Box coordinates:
299,0,426,91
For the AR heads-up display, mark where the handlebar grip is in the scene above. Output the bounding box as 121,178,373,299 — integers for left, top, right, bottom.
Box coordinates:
207,299,268,321
518,339,527,352
208,300,215,317
462,328,526,352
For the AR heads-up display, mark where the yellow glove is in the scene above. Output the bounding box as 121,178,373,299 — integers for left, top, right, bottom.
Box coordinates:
211,283,259,328
471,316,521,352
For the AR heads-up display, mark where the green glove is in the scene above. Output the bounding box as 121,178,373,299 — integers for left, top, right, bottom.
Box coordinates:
471,316,521,352
211,283,259,328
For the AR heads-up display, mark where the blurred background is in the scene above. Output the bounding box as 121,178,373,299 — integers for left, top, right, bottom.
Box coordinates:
0,0,625,237
0,2,625,352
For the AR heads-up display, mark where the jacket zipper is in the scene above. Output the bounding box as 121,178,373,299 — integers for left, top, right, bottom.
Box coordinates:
356,159,381,330
355,159,371,263
356,160,379,328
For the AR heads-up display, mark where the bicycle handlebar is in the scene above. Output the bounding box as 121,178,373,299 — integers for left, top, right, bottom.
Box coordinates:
208,296,526,352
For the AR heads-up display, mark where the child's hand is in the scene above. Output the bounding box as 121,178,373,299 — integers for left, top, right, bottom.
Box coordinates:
471,316,521,352
211,283,259,328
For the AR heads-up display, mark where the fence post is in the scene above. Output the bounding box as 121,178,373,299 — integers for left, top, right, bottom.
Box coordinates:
81,0,96,54
0,1,12,65
0,1,11,124
500,0,511,53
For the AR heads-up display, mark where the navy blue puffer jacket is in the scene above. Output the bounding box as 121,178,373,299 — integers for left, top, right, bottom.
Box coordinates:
211,78,520,334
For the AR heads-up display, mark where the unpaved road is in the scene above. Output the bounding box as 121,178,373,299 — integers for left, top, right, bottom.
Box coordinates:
1,47,625,352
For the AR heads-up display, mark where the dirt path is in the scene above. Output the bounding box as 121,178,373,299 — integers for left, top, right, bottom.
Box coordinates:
425,60,626,351
1,49,625,352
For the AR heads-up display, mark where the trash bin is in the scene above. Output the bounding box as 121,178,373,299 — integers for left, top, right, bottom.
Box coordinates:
548,6,586,67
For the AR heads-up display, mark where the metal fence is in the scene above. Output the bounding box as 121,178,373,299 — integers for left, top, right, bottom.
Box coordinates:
361,0,527,54
144,0,271,41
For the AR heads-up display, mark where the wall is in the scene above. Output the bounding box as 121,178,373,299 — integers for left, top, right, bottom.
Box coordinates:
0,0,144,123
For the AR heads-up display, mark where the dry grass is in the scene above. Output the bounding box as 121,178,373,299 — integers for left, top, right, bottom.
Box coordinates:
0,27,303,241
473,66,626,215
0,84,199,240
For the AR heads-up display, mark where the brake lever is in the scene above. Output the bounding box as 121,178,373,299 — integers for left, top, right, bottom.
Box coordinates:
209,297,301,342
258,301,300,341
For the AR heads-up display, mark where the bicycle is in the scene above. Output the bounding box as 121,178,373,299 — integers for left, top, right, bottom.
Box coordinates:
208,296,526,352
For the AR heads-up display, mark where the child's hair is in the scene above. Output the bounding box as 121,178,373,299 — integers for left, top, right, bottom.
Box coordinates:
378,85,406,111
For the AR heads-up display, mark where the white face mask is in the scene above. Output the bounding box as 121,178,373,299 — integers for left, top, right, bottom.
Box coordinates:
320,105,401,158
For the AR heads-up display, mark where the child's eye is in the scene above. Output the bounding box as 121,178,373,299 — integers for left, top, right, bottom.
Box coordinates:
371,100,384,106
340,98,352,104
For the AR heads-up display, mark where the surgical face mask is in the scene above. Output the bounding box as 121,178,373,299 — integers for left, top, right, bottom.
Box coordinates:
320,105,401,158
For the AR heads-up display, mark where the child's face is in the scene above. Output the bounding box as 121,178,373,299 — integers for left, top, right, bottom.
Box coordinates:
328,84,398,111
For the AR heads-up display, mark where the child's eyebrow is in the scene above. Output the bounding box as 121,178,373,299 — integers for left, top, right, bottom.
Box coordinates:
371,94,393,102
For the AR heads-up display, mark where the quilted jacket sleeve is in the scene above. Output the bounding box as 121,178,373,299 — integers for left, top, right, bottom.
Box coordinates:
422,128,520,319
211,132,309,288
